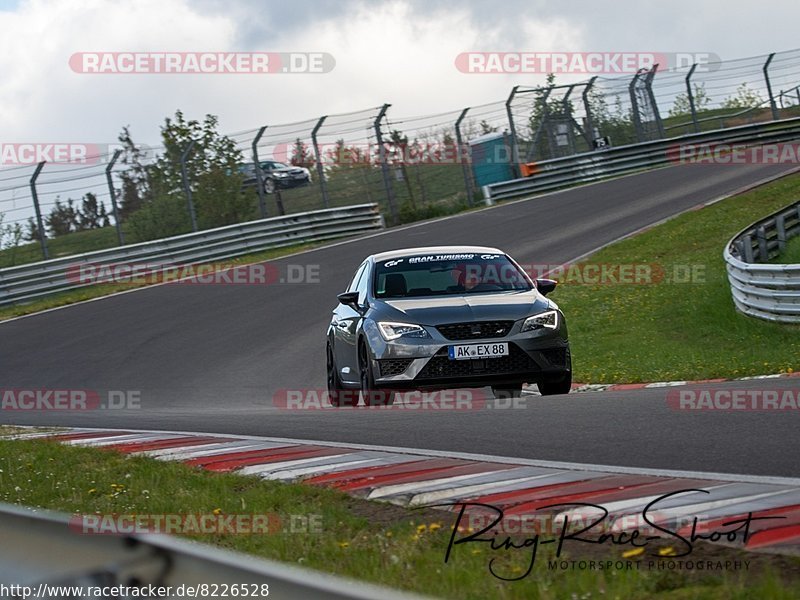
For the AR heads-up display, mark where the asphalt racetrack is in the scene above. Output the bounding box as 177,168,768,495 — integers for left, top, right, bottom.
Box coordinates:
2,162,799,476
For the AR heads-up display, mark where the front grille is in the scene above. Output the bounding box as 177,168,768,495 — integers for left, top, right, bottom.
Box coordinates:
436,321,514,341
415,344,538,380
538,347,569,368
378,358,413,377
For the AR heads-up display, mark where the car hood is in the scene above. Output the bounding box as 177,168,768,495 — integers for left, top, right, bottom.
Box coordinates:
378,291,551,324
272,166,307,174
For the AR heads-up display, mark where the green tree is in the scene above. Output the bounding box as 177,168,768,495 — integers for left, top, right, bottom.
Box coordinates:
668,84,712,118
290,138,315,168
722,83,764,109
125,111,251,240
47,198,79,237
77,192,109,230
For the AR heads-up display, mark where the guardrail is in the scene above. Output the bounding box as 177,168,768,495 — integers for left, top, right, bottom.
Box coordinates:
0,501,425,599
724,200,800,323
0,204,384,307
485,117,800,203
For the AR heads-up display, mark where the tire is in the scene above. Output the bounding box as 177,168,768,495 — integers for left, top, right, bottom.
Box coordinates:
264,178,276,194
492,385,523,400
537,371,572,396
328,344,356,407
358,342,394,406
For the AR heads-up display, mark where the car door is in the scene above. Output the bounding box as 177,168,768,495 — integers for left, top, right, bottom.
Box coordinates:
332,261,367,384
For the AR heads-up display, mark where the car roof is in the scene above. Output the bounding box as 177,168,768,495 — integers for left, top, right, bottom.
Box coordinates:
370,246,505,262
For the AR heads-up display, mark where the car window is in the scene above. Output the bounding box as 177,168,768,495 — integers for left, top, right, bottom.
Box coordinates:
347,262,367,293
355,262,371,305
374,253,532,298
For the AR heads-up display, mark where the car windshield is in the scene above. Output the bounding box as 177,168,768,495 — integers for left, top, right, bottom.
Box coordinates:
373,253,532,298
263,161,289,169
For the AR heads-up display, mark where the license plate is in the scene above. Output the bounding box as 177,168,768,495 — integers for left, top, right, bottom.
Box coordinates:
448,343,509,360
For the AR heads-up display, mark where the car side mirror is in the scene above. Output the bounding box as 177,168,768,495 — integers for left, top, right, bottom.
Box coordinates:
536,278,557,296
337,291,361,309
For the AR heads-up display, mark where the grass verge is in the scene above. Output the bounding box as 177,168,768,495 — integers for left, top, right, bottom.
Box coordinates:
773,233,800,264
550,173,800,383
1,434,799,599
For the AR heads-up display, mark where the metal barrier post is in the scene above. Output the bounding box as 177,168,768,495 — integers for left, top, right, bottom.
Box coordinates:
629,72,645,142
311,116,331,209
763,53,779,120
252,127,269,218
374,104,397,225
686,63,700,133
104,149,125,245
505,86,521,177
29,161,49,260
646,64,666,138
180,140,198,231
454,108,475,205
582,76,598,144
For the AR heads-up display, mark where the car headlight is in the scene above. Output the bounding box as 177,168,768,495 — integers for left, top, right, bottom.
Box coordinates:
521,310,558,332
377,322,430,341
274,172,289,178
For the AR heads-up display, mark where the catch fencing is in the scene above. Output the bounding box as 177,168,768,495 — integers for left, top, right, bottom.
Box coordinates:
1,49,799,267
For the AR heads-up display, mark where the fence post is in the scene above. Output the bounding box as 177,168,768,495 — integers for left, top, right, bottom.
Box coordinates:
374,103,397,226
505,86,521,177
104,149,125,246
29,161,49,260
252,127,268,219
629,71,645,142
646,64,666,138
454,108,475,206
180,140,198,232
561,84,577,155
311,116,331,209
526,85,553,161
582,76,598,145
685,63,700,133
763,53,779,121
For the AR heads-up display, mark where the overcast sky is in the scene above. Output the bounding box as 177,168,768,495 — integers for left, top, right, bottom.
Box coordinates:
1,0,799,145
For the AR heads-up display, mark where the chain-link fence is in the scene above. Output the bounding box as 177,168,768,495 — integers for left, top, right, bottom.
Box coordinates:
2,48,800,268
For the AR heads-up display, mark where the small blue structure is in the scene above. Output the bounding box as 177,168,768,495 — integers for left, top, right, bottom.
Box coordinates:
469,131,514,188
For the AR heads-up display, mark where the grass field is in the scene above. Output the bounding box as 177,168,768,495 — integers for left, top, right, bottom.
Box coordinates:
549,173,800,383
774,232,800,263
2,434,799,599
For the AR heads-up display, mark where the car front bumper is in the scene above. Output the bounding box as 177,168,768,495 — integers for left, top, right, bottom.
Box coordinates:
363,317,570,389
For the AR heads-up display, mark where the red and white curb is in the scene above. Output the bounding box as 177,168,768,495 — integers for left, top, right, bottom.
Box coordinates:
6,427,800,554
524,370,800,395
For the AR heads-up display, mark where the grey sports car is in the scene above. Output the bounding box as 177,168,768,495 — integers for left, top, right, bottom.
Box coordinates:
326,246,572,406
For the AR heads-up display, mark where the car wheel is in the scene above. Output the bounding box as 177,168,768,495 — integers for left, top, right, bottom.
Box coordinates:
328,344,356,407
492,385,523,399
264,178,276,194
358,342,394,406
537,372,572,396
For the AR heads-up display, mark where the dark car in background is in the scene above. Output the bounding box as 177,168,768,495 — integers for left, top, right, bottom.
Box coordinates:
326,246,572,407
240,160,311,193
